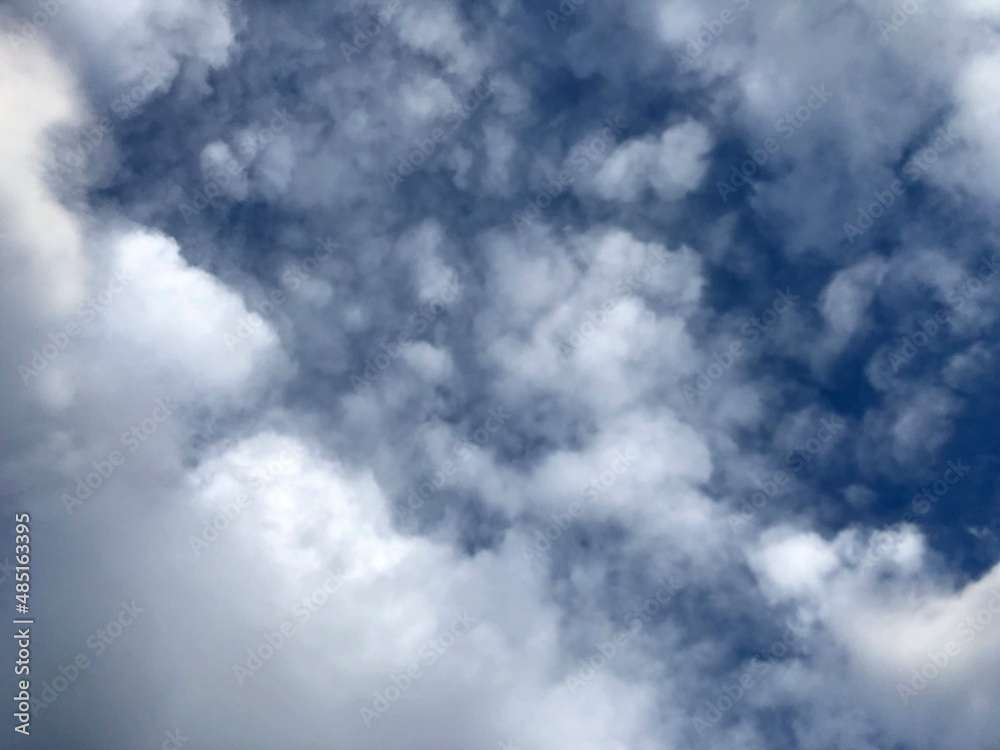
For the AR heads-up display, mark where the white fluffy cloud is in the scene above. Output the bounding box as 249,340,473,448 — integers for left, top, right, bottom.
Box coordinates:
752,526,1000,749
587,120,713,202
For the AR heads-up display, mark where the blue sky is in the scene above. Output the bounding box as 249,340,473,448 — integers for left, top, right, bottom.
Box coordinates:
1,0,999,748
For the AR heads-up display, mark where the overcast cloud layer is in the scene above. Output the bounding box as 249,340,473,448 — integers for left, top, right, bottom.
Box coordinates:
1,0,999,748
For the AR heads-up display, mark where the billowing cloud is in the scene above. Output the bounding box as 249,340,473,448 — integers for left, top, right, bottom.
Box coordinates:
2,1,1000,749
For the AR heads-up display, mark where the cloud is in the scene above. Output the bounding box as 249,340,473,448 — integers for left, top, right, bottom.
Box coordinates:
586,119,713,202
4,0,1000,748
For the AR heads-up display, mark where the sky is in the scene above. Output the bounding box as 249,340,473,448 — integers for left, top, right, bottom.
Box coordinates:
0,0,999,748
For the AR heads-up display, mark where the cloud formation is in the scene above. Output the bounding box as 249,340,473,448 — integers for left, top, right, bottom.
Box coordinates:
1,1,999,749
